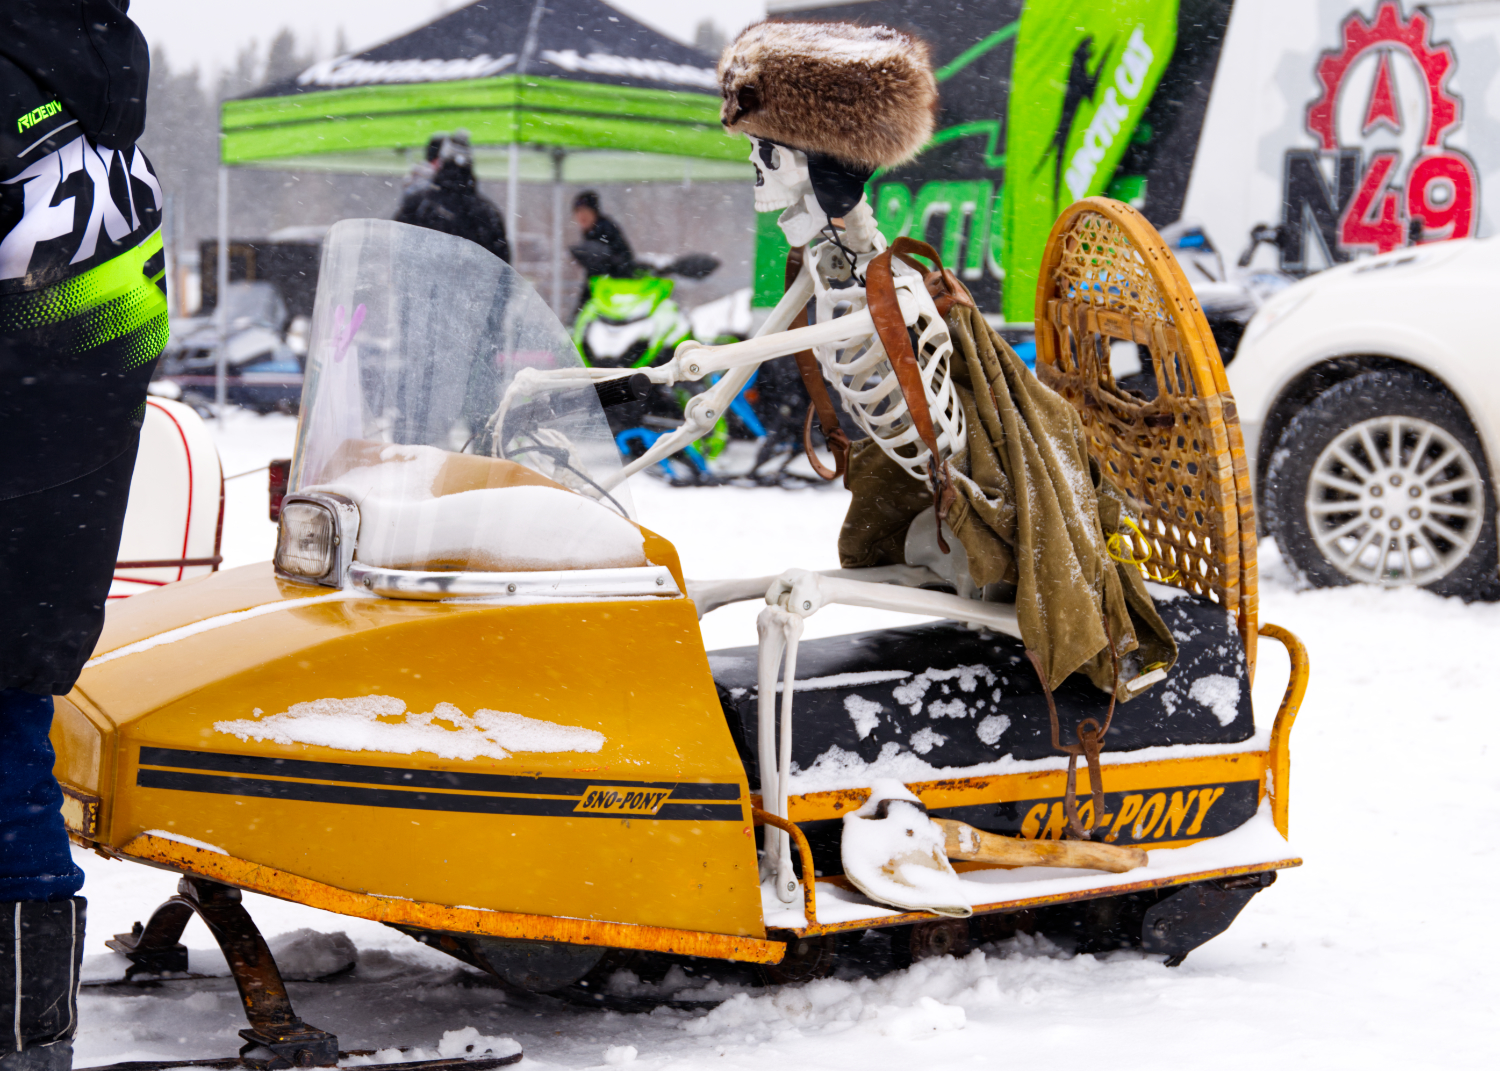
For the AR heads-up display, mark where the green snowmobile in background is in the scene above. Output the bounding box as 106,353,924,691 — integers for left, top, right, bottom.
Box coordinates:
572,253,793,482
573,271,696,368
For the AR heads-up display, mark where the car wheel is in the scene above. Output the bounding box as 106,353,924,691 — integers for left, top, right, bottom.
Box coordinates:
1265,369,1496,595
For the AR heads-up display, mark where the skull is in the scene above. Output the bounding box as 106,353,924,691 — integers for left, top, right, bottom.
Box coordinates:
748,137,830,246
749,137,811,212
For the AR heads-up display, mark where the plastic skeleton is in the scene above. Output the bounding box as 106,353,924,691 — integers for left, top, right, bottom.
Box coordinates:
492,141,1021,906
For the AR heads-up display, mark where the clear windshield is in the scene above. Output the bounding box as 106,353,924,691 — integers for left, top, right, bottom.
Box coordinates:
292,219,641,574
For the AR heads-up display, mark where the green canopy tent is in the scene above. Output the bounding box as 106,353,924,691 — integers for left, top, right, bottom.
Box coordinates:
214,0,749,371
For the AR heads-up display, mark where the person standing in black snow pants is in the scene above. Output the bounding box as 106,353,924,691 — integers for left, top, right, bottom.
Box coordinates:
0,3,166,1067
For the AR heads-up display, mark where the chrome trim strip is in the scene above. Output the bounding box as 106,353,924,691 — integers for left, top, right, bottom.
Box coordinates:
348,563,682,601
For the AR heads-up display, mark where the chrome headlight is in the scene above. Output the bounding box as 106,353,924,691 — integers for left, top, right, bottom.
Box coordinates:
273,491,358,586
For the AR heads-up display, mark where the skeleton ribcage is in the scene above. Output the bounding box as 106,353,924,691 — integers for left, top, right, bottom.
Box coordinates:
809,245,965,481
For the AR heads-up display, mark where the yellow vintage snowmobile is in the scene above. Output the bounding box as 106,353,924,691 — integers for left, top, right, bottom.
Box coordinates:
53,205,1306,1068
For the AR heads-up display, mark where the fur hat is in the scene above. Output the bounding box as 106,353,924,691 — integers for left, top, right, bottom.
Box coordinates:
719,21,938,172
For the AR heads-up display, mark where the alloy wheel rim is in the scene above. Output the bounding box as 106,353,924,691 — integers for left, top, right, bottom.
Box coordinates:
1305,414,1484,586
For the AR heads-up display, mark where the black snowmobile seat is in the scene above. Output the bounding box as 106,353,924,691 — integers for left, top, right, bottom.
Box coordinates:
709,585,1250,793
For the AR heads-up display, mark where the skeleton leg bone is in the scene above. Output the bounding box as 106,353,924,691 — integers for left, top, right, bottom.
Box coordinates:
685,565,943,619
755,605,804,903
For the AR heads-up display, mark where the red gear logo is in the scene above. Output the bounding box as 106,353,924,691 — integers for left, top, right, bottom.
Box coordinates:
1301,2,1475,253
1307,3,1458,151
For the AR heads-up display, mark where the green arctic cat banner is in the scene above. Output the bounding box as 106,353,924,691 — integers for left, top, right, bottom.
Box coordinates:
1001,2,1177,319
754,0,1233,320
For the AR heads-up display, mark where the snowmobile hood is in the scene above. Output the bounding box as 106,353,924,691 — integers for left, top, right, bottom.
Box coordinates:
75,548,683,725
57,551,761,938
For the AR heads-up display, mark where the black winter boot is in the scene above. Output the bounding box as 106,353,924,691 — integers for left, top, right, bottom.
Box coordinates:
0,899,85,1070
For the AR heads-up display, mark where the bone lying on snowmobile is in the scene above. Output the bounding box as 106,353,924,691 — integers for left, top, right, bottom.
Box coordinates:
837,785,1146,924
936,818,1148,874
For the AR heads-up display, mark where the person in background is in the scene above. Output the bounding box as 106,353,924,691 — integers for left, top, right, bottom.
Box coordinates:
569,190,635,315
394,130,510,264
0,2,167,1068
397,132,445,209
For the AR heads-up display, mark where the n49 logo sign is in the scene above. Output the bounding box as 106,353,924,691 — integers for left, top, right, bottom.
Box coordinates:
1281,2,1476,272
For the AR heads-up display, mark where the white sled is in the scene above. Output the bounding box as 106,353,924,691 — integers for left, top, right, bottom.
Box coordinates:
110,397,224,599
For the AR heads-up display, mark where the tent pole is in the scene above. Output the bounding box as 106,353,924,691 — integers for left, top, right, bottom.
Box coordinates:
507,143,519,261
162,193,177,319
215,165,229,417
551,148,564,315
509,0,544,273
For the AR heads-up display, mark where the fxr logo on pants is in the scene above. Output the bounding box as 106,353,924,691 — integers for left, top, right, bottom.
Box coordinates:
1020,786,1228,844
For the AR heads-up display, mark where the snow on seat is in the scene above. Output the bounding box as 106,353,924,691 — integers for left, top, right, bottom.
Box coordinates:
309,440,647,572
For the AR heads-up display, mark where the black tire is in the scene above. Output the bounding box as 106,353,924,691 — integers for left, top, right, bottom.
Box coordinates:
1264,369,1497,596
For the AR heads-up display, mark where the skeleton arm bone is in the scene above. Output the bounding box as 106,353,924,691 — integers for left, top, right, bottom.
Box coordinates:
601,278,923,489
666,302,893,380
599,366,752,489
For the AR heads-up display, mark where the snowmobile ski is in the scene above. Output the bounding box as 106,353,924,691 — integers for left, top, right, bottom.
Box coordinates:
76,1052,521,1071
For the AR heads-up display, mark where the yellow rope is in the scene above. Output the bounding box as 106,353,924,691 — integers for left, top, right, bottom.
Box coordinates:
1107,516,1180,584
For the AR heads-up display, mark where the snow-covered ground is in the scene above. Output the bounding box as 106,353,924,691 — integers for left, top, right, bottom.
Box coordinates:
73,410,1499,1068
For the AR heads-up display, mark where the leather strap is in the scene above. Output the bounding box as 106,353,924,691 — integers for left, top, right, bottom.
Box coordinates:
1026,615,1121,841
890,236,976,320
782,237,975,491
864,237,969,543
801,405,840,480
784,247,850,482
